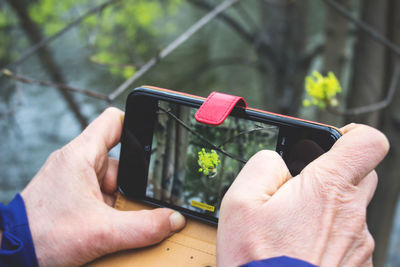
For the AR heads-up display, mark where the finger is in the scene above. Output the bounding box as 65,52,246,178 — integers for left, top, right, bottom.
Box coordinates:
363,257,373,267
101,157,119,195
70,107,124,170
338,226,375,267
356,170,378,205
226,150,292,201
340,123,358,134
304,124,389,185
102,192,116,206
106,208,185,251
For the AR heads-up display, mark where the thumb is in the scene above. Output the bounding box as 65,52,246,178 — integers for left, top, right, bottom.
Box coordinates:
225,150,292,201
105,208,186,252
70,107,124,172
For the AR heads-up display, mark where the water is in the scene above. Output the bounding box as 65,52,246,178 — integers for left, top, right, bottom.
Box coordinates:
0,28,119,203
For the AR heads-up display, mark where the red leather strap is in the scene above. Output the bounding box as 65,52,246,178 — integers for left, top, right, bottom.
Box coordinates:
195,92,247,126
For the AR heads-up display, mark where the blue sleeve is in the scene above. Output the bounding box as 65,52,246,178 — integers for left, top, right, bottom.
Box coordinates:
0,194,38,267
241,256,317,267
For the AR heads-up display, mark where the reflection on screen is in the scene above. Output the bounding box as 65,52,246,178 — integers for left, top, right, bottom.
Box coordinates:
146,100,279,219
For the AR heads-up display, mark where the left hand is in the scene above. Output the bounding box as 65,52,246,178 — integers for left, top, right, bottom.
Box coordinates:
21,107,186,267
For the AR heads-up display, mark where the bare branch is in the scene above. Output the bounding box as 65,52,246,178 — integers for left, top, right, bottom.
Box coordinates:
187,0,254,43
323,0,400,57
174,56,263,88
2,69,111,102
0,69,24,119
328,59,400,116
187,0,275,62
298,43,324,68
108,0,241,101
158,106,247,164
217,125,271,149
1,0,120,77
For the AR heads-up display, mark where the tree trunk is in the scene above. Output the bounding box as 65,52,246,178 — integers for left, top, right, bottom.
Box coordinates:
171,106,190,205
152,110,168,199
344,0,400,265
258,0,309,115
161,106,177,202
346,0,388,126
366,0,400,265
6,0,88,129
319,0,349,125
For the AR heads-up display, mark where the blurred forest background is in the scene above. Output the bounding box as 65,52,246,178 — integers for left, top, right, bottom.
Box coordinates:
0,0,399,265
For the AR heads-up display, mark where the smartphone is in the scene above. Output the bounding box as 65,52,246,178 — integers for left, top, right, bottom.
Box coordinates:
117,86,342,225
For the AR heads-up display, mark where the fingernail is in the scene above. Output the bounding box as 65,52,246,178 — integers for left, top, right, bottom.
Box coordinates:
169,211,185,231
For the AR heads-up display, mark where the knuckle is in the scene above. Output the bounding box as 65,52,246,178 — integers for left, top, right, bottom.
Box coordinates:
142,211,169,243
306,166,357,202
104,107,124,118
48,147,72,165
221,193,253,213
55,145,84,167
349,208,367,228
364,232,375,256
369,170,378,187
364,125,390,155
251,150,281,164
89,223,110,253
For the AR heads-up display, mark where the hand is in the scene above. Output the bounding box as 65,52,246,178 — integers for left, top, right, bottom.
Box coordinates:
21,108,186,266
217,124,389,266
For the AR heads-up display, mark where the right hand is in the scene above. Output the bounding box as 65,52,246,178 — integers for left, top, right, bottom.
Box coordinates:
217,124,389,266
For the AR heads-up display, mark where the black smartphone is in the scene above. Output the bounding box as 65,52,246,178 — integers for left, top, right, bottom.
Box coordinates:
117,86,342,225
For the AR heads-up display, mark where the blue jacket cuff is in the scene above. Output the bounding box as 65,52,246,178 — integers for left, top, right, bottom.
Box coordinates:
0,194,38,267
241,256,317,267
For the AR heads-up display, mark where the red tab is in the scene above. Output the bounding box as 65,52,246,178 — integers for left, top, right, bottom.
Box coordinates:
195,92,247,126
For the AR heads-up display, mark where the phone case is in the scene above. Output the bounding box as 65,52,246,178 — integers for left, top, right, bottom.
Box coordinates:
87,192,217,267
89,86,341,266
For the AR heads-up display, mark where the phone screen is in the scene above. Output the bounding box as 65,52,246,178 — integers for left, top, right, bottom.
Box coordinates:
145,100,279,220
118,89,340,224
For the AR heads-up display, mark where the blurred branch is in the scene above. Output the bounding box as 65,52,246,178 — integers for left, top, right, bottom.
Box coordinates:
328,59,400,116
90,56,137,69
298,43,324,68
174,56,262,88
233,1,258,32
1,0,120,78
0,69,24,119
323,0,400,57
2,69,111,102
187,0,254,43
187,0,275,62
108,0,241,101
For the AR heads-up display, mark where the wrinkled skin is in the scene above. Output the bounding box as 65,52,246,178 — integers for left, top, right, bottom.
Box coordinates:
21,108,185,266
218,124,389,267
14,107,389,266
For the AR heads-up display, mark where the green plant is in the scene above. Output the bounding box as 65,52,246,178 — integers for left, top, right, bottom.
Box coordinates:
303,71,342,109
198,148,221,177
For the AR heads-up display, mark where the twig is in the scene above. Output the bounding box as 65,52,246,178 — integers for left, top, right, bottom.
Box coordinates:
187,0,254,43
174,57,262,88
323,0,400,57
233,1,258,32
2,69,111,102
0,0,120,78
108,0,240,101
328,59,400,116
158,106,247,164
90,56,137,69
188,0,275,63
217,125,272,149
